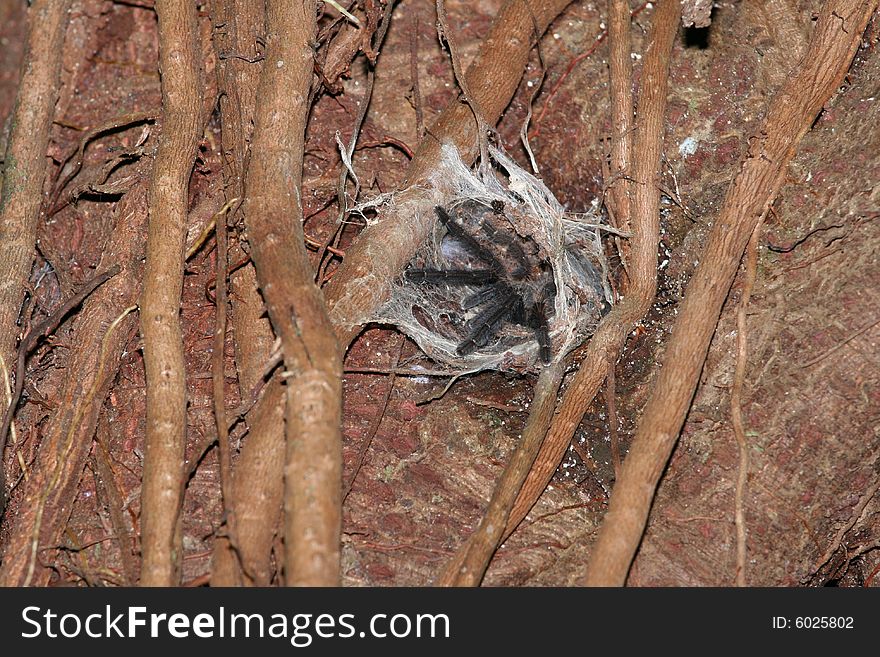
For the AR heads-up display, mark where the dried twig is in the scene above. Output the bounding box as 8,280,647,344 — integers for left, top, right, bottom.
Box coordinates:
583,0,879,586
211,0,273,401
325,0,360,26
731,220,764,586
343,335,406,503
410,13,425,140
209,0,279,588
606,364,622,480
228,378,286,585
607,0,635,238
316,7,367,95
0,357,17,471
211,198,236,564
343,365,461,377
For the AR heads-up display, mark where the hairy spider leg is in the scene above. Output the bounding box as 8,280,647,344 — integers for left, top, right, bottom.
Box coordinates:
478,219,530,279
503,277,555,365
505,297,552,365
529,279,558,364
461,283,504,310
435,206,506,275
527,306,553,365
456,285,521,356
404,269,497,285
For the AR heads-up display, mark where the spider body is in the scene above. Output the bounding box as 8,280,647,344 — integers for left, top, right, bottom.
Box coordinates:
404,203,557,365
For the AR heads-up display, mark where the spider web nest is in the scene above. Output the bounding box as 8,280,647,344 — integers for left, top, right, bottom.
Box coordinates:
360,143,609,373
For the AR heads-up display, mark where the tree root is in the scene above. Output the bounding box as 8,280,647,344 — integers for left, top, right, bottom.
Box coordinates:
583,0,879,586
0,0,73,380
244,0,343,586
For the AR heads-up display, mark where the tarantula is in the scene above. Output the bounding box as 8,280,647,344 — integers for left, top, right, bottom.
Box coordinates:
404,202,557,364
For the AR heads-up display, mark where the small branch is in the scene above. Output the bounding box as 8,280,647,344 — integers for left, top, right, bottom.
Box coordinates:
410,14,425,140
343,365,462,377
325,0,360,26
212,199,235,563
520,41,545,173
210,0,279,588
342,335,405,503
606,365,622,480
231,378,286,585
607,0,634,237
